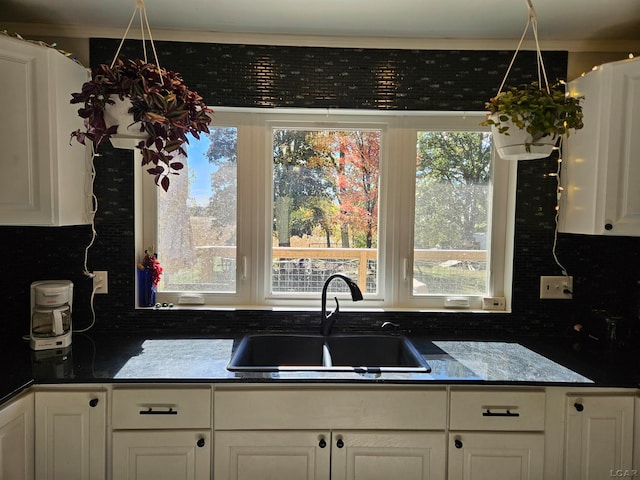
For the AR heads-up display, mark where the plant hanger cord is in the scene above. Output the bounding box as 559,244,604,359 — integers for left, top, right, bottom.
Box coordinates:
497,0,551,95
110,0,162,72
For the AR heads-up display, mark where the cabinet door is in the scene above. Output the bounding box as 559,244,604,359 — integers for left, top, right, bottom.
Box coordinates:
448,432,544,480
0,35,89,226
565,395,634,480
331,431,446,480
562,57,640,236
214,431,331,480
0,393,34,480
112,430,211,480
35,390,106,480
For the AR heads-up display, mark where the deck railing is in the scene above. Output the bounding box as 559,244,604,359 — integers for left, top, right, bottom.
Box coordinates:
184,246,486,293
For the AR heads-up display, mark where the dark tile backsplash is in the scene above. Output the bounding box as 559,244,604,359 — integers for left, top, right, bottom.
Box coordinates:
2,39,639,342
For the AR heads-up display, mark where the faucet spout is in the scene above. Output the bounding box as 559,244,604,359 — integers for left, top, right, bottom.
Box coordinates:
320,274,363,336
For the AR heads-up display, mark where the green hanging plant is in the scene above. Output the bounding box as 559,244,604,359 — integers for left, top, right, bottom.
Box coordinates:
481,82,584,151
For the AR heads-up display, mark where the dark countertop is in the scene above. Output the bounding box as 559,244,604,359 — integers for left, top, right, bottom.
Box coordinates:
2,331,638,405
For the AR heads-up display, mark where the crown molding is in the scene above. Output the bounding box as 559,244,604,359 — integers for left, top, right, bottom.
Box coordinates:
3,22,640,53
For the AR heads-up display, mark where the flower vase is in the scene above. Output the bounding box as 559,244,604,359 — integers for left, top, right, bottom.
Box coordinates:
137,268,156,307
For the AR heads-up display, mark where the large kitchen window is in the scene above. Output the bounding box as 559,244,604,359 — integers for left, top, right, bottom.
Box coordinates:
138,108,515,310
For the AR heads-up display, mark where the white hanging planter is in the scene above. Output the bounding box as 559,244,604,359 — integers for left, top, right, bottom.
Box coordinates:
103,97,147,150
490,115,557,160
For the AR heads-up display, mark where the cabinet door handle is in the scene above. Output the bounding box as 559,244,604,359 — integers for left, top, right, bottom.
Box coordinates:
336,438,344,448
574,402,584,412
197,438,206,448
454,439,463,449
482,409,519,417
89,398,99,408
139,407,178,415
319,438,327,448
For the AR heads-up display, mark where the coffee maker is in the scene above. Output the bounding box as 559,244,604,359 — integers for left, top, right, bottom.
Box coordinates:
30,280,73,351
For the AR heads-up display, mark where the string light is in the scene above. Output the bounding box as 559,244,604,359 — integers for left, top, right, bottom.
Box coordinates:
547,139,569,277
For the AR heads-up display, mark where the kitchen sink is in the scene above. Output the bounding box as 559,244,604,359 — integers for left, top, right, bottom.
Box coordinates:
227,333,431,373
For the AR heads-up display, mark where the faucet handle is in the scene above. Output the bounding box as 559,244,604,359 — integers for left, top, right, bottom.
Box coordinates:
381,321,400,333
329,297,340,317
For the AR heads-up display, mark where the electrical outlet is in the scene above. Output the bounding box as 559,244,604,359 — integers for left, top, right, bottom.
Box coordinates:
482,296,506,310
540,275,572,299
93,271,108,294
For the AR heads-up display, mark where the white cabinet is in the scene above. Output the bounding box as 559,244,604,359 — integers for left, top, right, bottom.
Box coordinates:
564,393,634,480
214,387,447,480
214,430,331,480
0,392,34,480
0,35,90,226
111,387,212,480
561,56,640,236
448,432,544,480
332,431,444,480
112,430,210,480
215,430,443,480
34,389,106,480
447,388,546,480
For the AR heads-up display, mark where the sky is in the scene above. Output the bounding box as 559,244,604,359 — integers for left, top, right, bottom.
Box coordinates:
184,134,215,206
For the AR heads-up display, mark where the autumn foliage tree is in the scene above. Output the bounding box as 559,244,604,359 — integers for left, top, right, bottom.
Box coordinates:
308,130,380,248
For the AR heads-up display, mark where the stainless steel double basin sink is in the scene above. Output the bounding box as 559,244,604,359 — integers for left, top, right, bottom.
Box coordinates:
227,333,431,373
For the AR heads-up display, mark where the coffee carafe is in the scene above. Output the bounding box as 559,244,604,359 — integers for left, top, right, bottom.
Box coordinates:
30,280,73,351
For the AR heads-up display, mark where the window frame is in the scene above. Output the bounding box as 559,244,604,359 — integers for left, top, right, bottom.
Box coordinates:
138,107,515,312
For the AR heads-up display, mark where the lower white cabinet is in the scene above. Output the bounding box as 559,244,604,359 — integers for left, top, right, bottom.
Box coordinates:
111,386,212,480
332,431,445,480
447,388,546,480
34,389,106,480
0,392,34,480
448,432,544,480
112,430,211,480
214,430,445,480
214,386,448,480
0,381,634,480
564,394,634,480
214,430,330,480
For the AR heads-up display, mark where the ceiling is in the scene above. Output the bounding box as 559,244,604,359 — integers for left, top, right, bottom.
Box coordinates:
2,0,640,47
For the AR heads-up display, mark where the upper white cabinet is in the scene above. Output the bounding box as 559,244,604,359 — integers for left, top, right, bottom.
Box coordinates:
560,57,640,236
0,35,90,226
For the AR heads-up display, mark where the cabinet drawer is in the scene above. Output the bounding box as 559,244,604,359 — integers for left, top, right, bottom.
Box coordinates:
215,386,447,430
449,388,545,431
112,387,211,429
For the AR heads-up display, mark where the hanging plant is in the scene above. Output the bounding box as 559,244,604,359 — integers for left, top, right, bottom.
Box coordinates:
480,0,584,160
481,81,584,156
70,58,213,191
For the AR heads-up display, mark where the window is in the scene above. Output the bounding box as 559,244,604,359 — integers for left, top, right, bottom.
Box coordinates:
139,109,515,310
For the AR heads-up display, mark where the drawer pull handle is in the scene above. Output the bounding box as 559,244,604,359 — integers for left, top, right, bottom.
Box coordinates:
197,438,206,448
482,409,519,417
139,407,178,415
454,439,463,449
319,438,327,448
336,438,344,448
89,398,99,408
